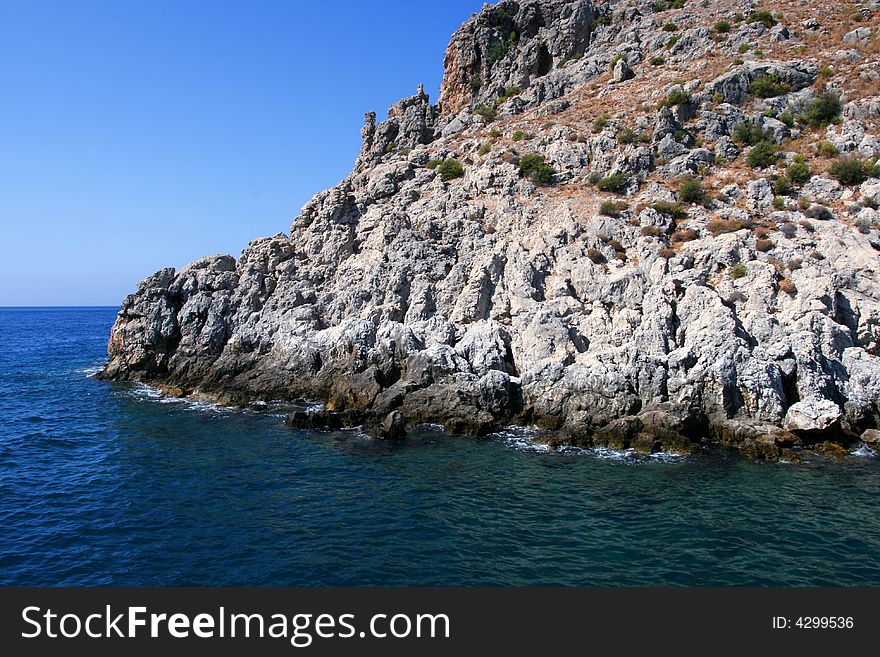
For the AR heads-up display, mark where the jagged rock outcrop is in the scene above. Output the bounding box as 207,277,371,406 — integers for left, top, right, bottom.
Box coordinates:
101,0,880,459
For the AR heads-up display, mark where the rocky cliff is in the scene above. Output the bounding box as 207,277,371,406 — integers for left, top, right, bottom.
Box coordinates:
100,0,880,460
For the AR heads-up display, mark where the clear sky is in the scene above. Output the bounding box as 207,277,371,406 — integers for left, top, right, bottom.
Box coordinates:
0,0,485,306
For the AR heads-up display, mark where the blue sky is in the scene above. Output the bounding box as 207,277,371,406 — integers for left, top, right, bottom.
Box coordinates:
0,0,485,306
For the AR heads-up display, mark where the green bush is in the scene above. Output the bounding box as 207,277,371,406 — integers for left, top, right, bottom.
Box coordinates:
475,105,497,122
426,159,443,170
733,122,771,145
679,179,708,205
800,93,841,129
729,263,748,279
512,130,525,142
617,128,647,144
651,200,688,218
786,157,811,184
738,43,750,54
600,200,628,217
593,114,610,132
773,175,792,195
714,20,731,33
749,75,790,98
746,11,776,28
818,141,839,157
663,22,678,31
828,157,869,186
657,88,692,108
437,158,465,181
595,172,630,194
746,141,778,169
487,40,509,65
478,142,492,156
777,111,794,127
497,86,523,102
666,35,681,49
519,153,555,185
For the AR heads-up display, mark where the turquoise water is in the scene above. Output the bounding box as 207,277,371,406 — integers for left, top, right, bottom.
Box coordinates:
1,307,879,586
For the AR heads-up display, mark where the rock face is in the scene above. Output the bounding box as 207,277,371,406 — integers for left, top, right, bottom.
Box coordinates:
100,0,880,458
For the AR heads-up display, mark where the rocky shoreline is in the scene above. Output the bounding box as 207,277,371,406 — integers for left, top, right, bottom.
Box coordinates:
100,0,880,461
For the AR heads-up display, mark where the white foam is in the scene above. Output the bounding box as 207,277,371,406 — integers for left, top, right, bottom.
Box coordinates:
492,426,551,453
851,444,877,458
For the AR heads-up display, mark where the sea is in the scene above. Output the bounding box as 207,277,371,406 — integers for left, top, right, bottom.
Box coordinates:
1,306,879,586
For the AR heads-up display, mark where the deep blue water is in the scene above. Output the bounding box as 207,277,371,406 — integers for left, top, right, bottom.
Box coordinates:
1,307,879,586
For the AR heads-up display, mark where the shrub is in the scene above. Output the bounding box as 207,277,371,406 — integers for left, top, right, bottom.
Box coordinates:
749,75,790,98
617,128,638,144
714,20,731,33
519,153,556,185
778,278,797,295
470,77,482,94
512,130,525,142
498,85,523,101
651,56,665,66
437,158,465,181
596,172,630,194
679,179,708,205
755,238,775,251
489,128,502,138
587,248,606,264
658,247,677,259
641,225,664,237
862,196,879,210
733,58,744,66
778,222,797,238
801,93,841,129
818,141,839,157
786,158,811,184
774,176,792,195
475,105,497,122
738,43,750,54
593,114,611,132
426,159,443,170
777,111,795,127
600,200,628,217
746,11,776,28
729,263,748,279
663,22,678,32
657,88,692,108
747,141,778,169
652,200,688,218
708,218,751,235
487,40,509,65
829,157,869,185
772,196,785,209
671,227,699,243
733,122,771,145
798,218,814,231
666,35,681,49
478,143,492,156
734,12,744,22
712,92,725,104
